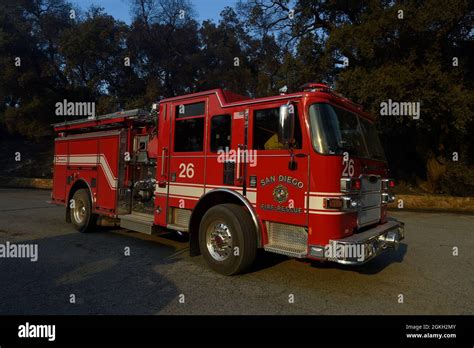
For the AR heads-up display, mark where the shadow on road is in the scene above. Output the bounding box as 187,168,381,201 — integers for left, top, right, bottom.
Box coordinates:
0,228,183,315
248,249,289,273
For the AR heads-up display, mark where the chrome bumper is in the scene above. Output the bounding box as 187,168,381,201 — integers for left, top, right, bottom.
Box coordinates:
310,219,405,265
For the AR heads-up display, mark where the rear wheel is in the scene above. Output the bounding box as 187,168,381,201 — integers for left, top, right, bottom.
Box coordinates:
199,204,257,275
70,189,97,233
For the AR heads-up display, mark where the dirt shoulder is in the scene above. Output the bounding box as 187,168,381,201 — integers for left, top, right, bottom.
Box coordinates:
0,177,52,190
388,193,474,214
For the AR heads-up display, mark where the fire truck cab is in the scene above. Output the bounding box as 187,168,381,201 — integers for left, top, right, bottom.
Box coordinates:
51,83,405,275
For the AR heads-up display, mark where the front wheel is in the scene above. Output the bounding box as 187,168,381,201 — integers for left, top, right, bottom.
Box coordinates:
70,189,97,233
199,204,257,275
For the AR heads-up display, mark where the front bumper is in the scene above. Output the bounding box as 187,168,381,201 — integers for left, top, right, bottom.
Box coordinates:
309,219,405,265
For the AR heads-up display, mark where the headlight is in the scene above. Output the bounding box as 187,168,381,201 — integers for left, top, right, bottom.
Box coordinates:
340,177,361,192
324,197,360,211
381,192,396,204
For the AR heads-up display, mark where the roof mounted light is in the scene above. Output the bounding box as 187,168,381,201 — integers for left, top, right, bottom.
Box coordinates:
278,85,288,95
300,82,331,92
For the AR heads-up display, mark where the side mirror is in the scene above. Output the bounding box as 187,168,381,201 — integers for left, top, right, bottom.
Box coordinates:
278,103,295,145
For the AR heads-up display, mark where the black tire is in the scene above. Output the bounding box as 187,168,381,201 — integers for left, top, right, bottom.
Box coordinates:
70,189,98,233
199,204,257,275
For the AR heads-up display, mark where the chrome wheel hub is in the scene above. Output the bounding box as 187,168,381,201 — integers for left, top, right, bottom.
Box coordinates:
206,222,232,262
73,200,86,224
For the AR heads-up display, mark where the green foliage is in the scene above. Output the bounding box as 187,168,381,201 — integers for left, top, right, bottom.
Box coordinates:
0,0,472,192
325,0,474,186
439,163,474,196
238,0,473,190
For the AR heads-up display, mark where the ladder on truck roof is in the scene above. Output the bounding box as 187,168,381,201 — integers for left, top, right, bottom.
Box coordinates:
52,108,154,132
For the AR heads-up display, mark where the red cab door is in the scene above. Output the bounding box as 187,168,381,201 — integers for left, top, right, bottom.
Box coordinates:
247,102,309,227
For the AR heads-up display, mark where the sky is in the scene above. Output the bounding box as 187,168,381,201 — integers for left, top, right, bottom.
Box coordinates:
73,0,239,23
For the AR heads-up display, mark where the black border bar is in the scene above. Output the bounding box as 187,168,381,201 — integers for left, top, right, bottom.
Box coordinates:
0,315,472,346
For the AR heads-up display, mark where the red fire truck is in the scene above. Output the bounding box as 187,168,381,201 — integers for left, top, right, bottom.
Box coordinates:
51,83,404,275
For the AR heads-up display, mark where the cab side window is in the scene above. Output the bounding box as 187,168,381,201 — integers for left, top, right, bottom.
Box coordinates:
174,102,205,152
210,114,231,152
252,107,302,150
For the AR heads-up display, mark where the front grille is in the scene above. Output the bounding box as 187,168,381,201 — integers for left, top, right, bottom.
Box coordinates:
264,222,307,258
359,207,381,226
360,192,381,207
358,176,382,227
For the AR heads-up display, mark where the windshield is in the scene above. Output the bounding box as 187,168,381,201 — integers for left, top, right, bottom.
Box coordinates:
309,103,386,161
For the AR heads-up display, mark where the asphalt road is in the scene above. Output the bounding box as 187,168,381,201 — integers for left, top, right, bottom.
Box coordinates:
0,188,472,315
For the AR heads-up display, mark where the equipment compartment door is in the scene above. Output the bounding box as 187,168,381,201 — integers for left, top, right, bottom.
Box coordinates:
52,139,68,202
95,133,120,212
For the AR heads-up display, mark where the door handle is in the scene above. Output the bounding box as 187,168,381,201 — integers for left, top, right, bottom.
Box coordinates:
161,147,168,176
236,144,246,182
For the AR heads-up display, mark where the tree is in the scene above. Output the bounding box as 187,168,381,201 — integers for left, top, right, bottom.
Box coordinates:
325,0,474,191
0,0,74,138
238,0,474,192
127,0,201,98
59,7,131,114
